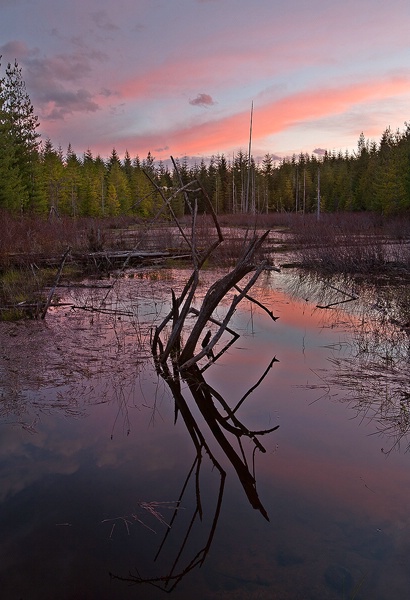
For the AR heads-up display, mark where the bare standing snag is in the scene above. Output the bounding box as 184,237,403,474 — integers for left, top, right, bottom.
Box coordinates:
119,160,281,591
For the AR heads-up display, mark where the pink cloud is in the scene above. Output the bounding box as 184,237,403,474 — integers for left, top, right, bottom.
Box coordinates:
115,41,304,103
111,3,407,109
113,75,410,157
0,40,31,61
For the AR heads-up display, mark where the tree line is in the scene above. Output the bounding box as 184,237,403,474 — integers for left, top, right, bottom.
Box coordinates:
1,59,410,218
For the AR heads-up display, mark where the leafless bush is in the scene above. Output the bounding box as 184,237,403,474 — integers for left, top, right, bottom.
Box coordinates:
0,213,158,267
291,212,410,274
217,211,294,230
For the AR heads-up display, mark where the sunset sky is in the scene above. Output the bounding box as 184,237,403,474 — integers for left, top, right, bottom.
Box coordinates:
1,0,409,163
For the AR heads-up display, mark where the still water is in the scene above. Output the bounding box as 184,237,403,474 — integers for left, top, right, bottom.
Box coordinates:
1,269,409,599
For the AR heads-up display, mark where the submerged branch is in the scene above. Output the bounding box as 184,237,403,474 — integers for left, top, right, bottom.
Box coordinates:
41,247,70,319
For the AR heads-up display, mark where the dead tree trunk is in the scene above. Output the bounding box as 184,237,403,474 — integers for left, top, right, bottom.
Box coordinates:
178,230,269,365
120,162,282,591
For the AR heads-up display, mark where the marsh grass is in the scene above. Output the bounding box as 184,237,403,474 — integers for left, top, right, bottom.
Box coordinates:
0,266,58,319
288,270,410,453
323,291,410,452
290,212,410,275
0,273,160,430
0,212,180,318
3,210,409,274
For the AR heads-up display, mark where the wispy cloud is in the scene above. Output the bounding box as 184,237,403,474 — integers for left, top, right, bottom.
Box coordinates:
0,40,108,120
42,89,100,120
0,40,31,62
112,74,410,157
89,10,119,32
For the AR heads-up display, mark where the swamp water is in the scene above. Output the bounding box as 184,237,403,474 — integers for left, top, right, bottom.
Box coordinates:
1,268,410,600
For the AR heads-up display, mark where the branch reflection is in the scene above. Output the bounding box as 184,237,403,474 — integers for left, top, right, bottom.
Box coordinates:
113,345,278,592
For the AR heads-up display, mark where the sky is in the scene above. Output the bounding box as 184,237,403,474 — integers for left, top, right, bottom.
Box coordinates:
1,0,410,163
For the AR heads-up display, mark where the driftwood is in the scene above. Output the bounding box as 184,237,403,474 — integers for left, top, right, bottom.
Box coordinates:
152,231,272,369
113,161,280,592
71,249,191,269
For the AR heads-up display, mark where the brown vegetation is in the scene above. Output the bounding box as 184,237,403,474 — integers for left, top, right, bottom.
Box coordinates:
2,207,410,320
290,212,410,276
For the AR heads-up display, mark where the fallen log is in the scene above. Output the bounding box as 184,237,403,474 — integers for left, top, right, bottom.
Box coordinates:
71,249,191,268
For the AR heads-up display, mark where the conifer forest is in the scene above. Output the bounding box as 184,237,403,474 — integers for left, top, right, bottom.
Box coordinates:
1,59,410,218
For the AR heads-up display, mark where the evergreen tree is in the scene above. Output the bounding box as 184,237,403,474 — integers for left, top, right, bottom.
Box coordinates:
131,155,156,217
123,150,133,182
260,154,275,213
374,128,409,213
41,138,64,215
0,85,26,211
215,154,230,213
106,159,131,214
232,150,248,212
78,150,103,216
62,144,81,216
0,59,43,211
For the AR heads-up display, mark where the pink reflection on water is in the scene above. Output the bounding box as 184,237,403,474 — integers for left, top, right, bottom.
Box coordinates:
206,282,410,529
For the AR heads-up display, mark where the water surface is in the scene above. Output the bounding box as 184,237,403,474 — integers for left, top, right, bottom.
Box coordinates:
1,269,409,599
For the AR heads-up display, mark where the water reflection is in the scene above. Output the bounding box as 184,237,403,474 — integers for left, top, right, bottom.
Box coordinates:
114,357,279,592
1,270,410,598
285,271,410,454
112,260,281,591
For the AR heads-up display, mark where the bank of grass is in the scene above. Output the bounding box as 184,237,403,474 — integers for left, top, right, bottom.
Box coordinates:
193,211,410,274
0,210,148,267
0,267,57,319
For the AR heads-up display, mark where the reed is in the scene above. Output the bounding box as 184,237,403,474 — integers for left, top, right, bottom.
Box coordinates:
290,212,410,275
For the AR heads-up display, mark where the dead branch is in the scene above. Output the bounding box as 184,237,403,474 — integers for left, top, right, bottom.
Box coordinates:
41,247,70,319
179,259,268,371
142,165,281,591
178,231,270,365
232,356,279,415
234,284,279,321
316,283,359,309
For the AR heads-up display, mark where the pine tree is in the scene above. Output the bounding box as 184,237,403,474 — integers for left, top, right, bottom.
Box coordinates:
0,91,26,211
41,138,64,215
62,144,81,216
0,58,28,211
78,150,103,216
106,160,131,214
261,154,275,212
0,59,43,211
374,128,409,214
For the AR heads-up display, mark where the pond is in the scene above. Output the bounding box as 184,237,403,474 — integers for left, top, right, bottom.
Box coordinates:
1,267,410,600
